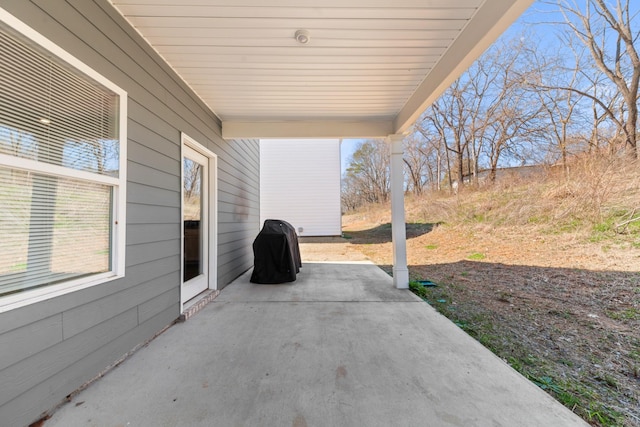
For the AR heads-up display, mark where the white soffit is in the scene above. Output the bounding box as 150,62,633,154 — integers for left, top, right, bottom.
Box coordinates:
110,0,533,139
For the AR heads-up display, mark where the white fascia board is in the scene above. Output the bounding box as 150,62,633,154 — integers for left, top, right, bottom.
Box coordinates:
222,120,394,139
393,0,535,134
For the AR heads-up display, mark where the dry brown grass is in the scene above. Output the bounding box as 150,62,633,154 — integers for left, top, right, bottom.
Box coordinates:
399,157,640,237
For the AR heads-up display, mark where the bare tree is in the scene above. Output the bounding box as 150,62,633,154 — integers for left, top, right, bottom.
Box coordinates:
559,0,640,158
485,38,544,181
1,128,36,159
583,64,621,154
340,172,361,212
413,35,545,189
422,77,473,190
1,129,37,181
465,56,499,185
413,124,446,191
524,44,587,175
417,110,455,191
183,160,202,199
403,135,430,195
343,139,390,208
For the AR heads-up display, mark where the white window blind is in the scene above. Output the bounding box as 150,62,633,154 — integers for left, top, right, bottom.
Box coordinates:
0,18,125,300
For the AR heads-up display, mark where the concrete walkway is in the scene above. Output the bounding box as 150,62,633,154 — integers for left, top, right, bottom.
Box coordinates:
46,262,587,427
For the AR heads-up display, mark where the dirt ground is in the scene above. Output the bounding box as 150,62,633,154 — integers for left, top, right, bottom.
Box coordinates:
299,216,640,427
298,236,370,262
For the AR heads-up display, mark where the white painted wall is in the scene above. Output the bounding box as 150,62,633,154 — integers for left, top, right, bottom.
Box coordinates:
260,139,341,236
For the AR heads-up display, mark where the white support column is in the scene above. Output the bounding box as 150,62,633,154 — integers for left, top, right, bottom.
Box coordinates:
387,134,409,289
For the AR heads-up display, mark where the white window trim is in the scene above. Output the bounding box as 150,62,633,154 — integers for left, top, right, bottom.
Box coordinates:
0,7,127,313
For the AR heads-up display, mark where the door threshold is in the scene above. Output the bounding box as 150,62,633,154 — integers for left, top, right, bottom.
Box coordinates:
180,289,220,321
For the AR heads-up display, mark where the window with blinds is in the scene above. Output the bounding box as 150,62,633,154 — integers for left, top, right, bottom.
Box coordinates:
0,14,126,304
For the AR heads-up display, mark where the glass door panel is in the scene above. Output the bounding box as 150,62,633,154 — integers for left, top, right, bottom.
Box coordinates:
183,157,202,282
182,145,208,301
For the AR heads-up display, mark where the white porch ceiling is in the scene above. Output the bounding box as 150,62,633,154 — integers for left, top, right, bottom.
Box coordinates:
110,0,533,139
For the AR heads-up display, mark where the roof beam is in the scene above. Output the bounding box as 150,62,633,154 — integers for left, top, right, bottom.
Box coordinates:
222,120,394,139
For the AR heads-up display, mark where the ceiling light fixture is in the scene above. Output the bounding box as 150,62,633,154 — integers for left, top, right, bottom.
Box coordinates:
294,29,311,45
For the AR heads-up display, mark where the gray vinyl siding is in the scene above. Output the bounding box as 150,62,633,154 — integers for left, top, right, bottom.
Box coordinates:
0,1,259,426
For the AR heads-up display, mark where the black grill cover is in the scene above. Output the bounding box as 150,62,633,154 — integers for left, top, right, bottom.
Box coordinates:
250,219,302,284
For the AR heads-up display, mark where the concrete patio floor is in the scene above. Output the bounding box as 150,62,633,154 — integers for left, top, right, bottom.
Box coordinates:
46,262,587,426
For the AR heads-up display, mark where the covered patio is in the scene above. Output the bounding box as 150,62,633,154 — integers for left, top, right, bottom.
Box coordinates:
110,0,539,290
46,260,586,426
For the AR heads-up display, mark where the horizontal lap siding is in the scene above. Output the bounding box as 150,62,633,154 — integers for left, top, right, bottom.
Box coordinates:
217,137,260,285
0,1,259,426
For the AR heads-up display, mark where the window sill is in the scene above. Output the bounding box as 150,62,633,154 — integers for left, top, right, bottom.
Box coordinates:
0,271,123,314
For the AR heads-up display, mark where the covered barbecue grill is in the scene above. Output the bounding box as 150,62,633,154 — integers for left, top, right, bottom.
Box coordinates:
250,219,302,284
